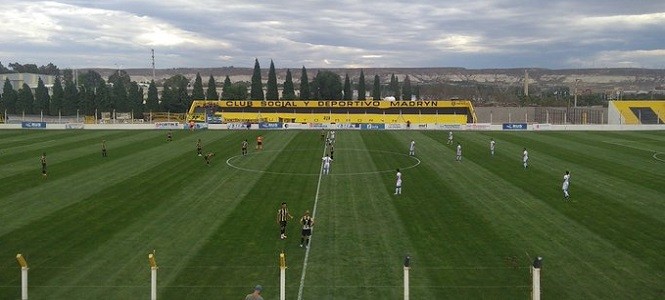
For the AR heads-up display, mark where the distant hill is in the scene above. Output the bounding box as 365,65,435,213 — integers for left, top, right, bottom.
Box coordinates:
85,67,664,92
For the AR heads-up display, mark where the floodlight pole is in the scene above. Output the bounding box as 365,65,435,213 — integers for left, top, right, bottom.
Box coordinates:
16,254,28,300
279,252,286,300
149,252,158,300
532,257,543,300
403,255,411,300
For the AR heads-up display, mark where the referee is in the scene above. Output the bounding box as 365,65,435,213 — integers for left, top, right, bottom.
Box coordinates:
276,202,293,240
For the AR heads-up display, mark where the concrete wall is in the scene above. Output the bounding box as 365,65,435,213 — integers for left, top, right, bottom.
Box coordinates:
475,107,535,124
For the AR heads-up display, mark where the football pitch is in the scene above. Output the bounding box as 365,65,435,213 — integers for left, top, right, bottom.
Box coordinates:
0,129,663,299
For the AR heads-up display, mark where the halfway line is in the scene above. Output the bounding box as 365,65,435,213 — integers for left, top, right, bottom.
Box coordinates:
297,133,329,300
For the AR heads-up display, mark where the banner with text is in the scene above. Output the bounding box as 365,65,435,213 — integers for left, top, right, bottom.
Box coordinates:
21,122,47,129
502,123,528,130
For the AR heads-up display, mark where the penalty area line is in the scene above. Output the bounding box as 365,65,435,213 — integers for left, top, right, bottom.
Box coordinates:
297,134,329,300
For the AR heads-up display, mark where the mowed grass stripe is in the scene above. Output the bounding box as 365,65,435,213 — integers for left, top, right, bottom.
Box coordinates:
0,130,662,299
38,131,272,299
450,131,663,298
484,132,665,270
385,131,531,299
162,131,322,299
0,130,143,179
0,131,205,236
0,131,235,299
301,131,433,299
0,131,158,197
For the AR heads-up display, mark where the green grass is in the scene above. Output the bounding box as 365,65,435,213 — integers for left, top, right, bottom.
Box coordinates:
0,129,663,299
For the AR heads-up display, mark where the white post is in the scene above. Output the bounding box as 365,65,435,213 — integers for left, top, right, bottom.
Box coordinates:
76,109,80,123
508,112,512,123
279,252,286,300
59,110,62,123
151,267,157,300
16,254,28,300
95,109,98,124
545,110,549,124
21,267,28,300
149,253,158,300
532,257,542,300
22,110,25,121
403,256,410,300
490,111,493,124
525,111,528,123
41,110,44,122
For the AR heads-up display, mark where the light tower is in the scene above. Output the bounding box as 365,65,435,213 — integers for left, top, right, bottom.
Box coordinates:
151,49,156,81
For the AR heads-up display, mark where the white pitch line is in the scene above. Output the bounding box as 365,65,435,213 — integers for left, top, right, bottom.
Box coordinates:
297,134,329,300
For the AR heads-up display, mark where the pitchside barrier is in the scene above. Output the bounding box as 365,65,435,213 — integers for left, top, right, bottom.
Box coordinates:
10,252,542,300
1,122,664,131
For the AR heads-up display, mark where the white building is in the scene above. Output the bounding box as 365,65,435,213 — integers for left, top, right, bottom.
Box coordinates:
0,73,56,94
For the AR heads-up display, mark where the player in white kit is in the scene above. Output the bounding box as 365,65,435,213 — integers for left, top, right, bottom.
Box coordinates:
490,138,496,157
447,131,454,145
562,171,571,200
522,148,529,169
322,154,333,175
409,140,416,156
394,169,402,195
456,142,462,161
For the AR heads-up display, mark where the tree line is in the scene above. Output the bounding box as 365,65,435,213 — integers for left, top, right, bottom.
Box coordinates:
0,59,418,116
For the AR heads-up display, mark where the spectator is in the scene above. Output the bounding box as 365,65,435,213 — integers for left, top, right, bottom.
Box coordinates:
245,285,263,300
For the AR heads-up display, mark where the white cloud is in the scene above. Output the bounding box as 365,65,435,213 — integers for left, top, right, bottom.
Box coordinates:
1,1,664,69
430,34,490,53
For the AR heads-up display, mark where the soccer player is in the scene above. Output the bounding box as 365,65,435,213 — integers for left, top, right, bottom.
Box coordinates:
330,130,336,143
562,171,571,200
394,169,402,195
256,135,263,150
203,152,215,165
522,148,529,169
322,154,333,175
456,142,462,161
167,130,173,142
196,139,203,156
329,143,335,160
409,140,416,156
490,138,496,157
101,140,107,157
242,139,248,156
320,130,326,141
447,131,453,145
40,152,47,179
277,202,294,239
300,210,314,248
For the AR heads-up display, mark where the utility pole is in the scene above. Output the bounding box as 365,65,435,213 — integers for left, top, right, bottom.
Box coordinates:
151,49,156,81
574,79,581,107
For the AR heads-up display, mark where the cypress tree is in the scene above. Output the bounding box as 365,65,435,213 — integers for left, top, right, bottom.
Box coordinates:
266,60,279,100
50,76,64,115
402,75,412,101
343,74,352,100
250,58,264,100
222,76,232,100
282,69,296,100
299,66,310,100
358,69,366,100
2,78,17,114
145,80,160,112
192,73,205,100
206,75,219,100
34,77,50,115
372,75,381,100
17,83,34,114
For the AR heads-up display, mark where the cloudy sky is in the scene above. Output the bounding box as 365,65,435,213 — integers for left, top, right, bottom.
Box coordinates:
1,0,664,70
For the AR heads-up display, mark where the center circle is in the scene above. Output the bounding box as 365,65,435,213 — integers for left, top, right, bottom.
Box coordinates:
225,148,421,176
